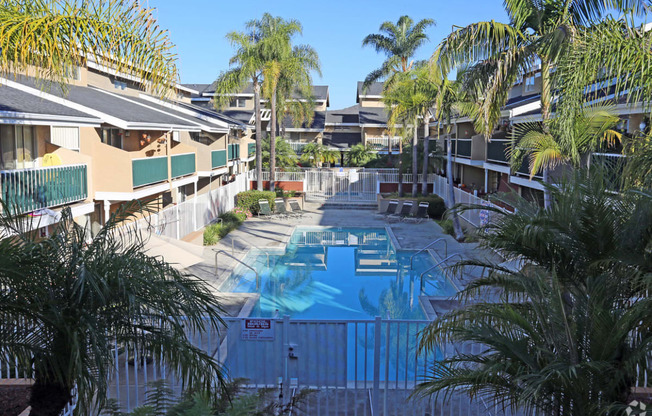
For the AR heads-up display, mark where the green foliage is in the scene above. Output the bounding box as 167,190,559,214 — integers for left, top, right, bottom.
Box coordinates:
259,137,298,169
0,202,225,416
417,170,652,414
203,211,248,246
346,144,376,166
299,143,338,167
235,190,276,214
436,219,454,236
275,189,296,198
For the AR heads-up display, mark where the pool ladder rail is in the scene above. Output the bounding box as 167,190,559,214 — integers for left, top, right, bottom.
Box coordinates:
419,253,464,294
409,238,448,269
213,249,260,291
229,237,270,268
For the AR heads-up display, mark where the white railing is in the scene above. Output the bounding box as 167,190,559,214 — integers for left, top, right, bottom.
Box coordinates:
366,136,402,150
286,141,309,153
431,174,508,227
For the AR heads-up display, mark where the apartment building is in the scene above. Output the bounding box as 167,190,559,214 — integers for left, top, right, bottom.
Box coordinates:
189,83,329,156
0,63,254,234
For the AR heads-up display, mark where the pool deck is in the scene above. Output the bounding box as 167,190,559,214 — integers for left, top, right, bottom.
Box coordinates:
181,202,502,320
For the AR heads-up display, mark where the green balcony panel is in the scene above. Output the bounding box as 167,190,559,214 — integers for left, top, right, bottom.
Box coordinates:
487,140,509,163
248,142,255,156
228,143,240,160
228,144,234,160
211,149,227,169
1,164,88,214
132,157,168,187
171,153,196,179
456,140,472,158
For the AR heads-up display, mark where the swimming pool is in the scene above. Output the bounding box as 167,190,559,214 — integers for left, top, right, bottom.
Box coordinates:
220,227,456,320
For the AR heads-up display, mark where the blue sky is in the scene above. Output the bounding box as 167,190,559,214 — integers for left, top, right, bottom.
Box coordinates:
149,0,509,109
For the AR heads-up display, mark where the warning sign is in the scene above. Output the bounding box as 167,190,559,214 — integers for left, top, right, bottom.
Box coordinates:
241,318,275,341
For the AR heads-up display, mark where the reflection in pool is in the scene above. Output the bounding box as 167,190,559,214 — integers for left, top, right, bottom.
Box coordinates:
220,227,456,320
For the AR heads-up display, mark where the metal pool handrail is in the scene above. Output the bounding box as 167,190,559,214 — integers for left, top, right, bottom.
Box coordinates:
213,249,260,291
410,238,448,269
230,237,270,268
419,253,464,294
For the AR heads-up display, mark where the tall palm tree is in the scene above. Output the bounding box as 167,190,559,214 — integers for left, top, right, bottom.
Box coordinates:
347,143,375,166
254,14,320,192
416,171,652,415
0,0,178,94
432,0,647,207
261,136,298,170
211,21,267,190
383,66,438,197
362,15,435,90
0,204,225,416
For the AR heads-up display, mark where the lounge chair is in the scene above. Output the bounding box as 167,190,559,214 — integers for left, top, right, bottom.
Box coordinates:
274,198,292,219
258,199,276,218
374,199,398,219
288,199,306,218
404,202,429,223
387,201,413,222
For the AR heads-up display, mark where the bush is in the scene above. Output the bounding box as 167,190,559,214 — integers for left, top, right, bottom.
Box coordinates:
203,210,247,245
384,193,446,219
235,190,276,214
437,219,454,236
275,189,296,198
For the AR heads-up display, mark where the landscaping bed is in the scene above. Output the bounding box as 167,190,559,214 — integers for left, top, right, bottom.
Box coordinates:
0,380,32,416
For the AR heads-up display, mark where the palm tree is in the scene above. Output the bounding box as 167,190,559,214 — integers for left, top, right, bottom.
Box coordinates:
509,105,622,179
362,15,435,90
432,0,647,207
0,204,225,416
211,20,267,190
261,136,298,170
0,0,178,94
416,171,652,415
299,143,338,168
383,66,439,197
347,144,375,166
254,14,320,192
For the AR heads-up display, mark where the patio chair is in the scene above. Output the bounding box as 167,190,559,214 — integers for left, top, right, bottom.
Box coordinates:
258,199,276,218
404,202,429,223
288,199,306,218
387,201,413,222
274,198,292,219
374,199,398,219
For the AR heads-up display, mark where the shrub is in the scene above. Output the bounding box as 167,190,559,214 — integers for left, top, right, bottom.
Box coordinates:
235,190,276,215
437,219,454,236
233,207,253,222
275,189,296,198
203,210,247,245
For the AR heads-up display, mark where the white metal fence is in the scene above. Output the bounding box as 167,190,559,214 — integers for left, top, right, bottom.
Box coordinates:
305,170,378,203
431,174,508,228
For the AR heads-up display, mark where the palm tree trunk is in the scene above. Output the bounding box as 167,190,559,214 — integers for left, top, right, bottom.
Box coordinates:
446,128,464,241
387,134,392,164
422,113,430,196
254,78,263,191
30,379,71,416
398,139,404,197
411,116,418,197
269,89,277,192
540,59,553,209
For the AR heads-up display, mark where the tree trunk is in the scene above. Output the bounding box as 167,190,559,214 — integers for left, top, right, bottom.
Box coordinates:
446,128,464,241
542,167,552,208
254,78,263,191
411,116,418,197
387,134,392,165
422,113,430,196
29,379,71,416
398,138,404,197
269,89,277,192
540,59,552,209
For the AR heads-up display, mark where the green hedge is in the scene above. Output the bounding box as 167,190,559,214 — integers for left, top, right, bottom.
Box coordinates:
235,190,276,215
384,194,446,219
203,212,245,245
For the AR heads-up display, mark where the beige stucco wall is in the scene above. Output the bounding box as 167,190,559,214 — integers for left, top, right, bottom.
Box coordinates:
360,98,384,108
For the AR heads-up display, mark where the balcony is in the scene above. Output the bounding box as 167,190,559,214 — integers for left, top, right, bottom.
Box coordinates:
132,156,168,188
228,143,240,160
171,153,196,179
1,164,88,214
486,140,509,164
455,139,472,158
212,149,227,169
366,136,401,151
287,141,309,154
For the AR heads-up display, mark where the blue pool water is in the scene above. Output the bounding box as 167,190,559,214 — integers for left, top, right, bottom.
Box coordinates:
220,227,457,320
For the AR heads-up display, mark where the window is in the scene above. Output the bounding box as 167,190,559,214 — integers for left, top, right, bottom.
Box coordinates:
524,76,536,92
0,125,37,170
100,128,122,149
113,79,127,90
229,97,246,108
190,132,212,146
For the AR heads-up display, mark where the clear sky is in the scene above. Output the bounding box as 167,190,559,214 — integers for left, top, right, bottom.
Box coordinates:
149,0,509,109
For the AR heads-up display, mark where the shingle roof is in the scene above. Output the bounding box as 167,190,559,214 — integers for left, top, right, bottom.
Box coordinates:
323,132,362,149
356,81,383,102
180,84,210,95
359,106,389,125
279,111,325,130
174,101,248,128
203,82,329,102
503,94,541,110
0,83,100,120
326,105,360,124
219,109,255,125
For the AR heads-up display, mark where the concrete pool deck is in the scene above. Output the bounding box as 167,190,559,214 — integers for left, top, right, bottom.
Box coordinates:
179,202,502,320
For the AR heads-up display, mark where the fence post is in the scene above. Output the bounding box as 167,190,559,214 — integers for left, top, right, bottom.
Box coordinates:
373,315,381,412
175,203,180,239
193,181,198,231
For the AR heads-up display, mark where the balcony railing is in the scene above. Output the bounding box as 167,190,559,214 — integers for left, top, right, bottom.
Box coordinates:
1,164,88,214
228,143,240,160
366,136,401,151
132,156,168,188
455,139,472,158
171,153,196,179
212,149,227,169
287,141,309,153
248,142,256,157
486,140,509,164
